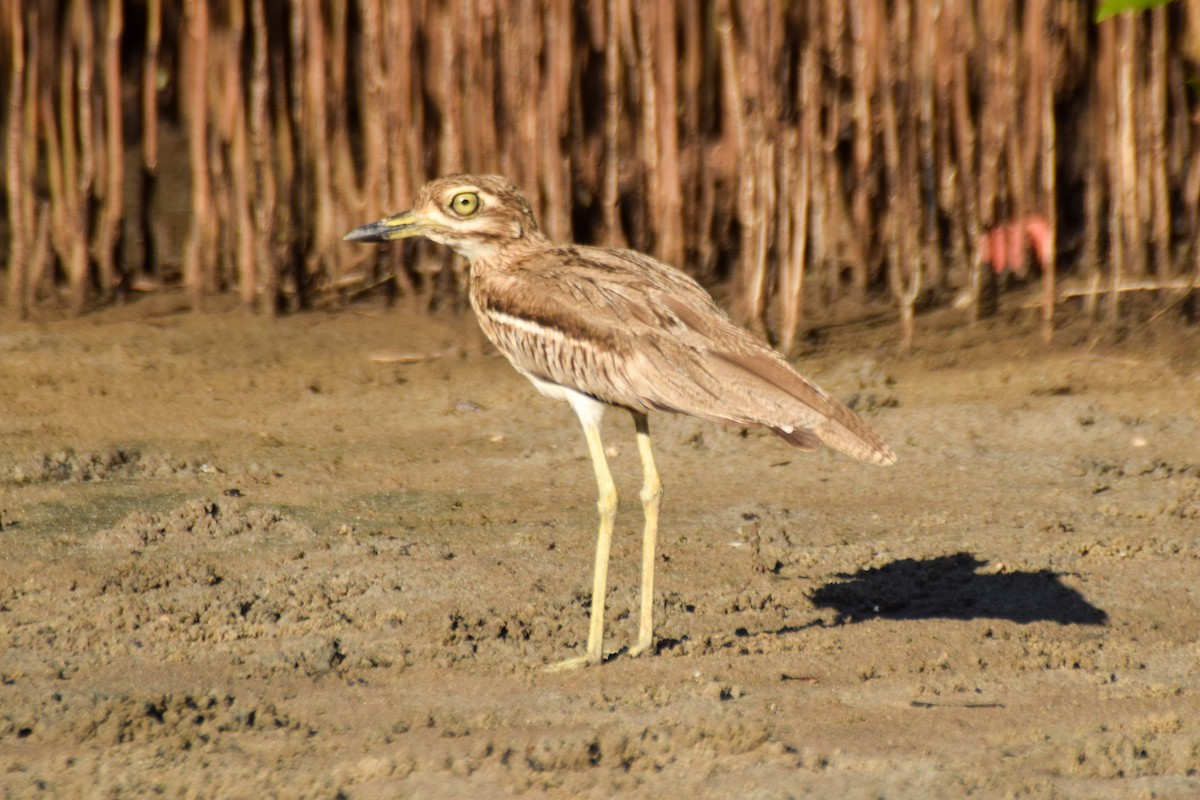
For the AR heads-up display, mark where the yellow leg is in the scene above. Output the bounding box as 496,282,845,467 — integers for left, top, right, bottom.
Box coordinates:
545,418,617,672
628,412,662,658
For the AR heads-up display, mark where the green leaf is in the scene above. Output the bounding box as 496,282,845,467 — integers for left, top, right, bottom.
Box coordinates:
1095,0,1174,23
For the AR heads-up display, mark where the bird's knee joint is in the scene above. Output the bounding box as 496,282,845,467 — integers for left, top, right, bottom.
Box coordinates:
640,481,663,506
597,486,618,515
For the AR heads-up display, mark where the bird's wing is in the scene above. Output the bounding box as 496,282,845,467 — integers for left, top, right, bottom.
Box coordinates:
471,246,895,465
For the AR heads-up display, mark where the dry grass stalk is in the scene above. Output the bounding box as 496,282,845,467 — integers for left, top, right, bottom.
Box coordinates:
225,0,256,308
600,0,625,250
1147,8,1171,284
4,0,28,317
1112,15,1137,324
775,44,813,357
94,0,123,300
182,0,213,308
249,0,276,312
63,0,94,314
879,0,922,350
140,0,160,284
1040,78,1058,344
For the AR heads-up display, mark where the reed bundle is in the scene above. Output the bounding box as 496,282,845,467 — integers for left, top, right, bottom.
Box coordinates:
2,1,1198,347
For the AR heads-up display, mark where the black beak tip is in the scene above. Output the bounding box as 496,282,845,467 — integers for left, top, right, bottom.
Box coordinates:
343,224,384,243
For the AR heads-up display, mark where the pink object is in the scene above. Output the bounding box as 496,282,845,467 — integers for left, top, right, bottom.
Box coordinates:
982,215,1050,277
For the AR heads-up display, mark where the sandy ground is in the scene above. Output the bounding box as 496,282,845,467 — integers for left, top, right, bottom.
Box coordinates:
1,296,1198,798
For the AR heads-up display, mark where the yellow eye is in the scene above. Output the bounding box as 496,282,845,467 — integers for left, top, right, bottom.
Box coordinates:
449,191,480,217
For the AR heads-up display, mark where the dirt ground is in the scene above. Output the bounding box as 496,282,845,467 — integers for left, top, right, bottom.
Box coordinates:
1,295,1198,798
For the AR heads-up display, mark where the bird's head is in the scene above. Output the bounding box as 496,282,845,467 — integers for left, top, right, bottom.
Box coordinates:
344,174,546,261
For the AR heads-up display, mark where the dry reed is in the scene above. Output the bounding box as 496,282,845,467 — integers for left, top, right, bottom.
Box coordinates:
1,1,1198,347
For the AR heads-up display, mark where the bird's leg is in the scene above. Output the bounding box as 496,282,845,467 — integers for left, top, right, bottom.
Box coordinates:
628,412,662,658
544,418,617,672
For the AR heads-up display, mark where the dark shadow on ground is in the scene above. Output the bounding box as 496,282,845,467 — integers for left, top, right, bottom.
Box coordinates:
810,552,1107,625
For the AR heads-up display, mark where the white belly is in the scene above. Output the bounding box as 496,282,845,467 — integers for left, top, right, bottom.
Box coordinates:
516,368,608,431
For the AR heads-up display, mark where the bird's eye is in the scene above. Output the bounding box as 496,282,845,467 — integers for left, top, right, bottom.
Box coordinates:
449,191,480,217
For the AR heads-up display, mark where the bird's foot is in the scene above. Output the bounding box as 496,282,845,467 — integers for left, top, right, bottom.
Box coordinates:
626,637,654,660
542,653,599,673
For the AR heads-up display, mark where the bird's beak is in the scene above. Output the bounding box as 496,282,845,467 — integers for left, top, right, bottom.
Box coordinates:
343,210,423,243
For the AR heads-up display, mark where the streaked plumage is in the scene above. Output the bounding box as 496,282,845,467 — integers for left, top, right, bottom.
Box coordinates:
346,174,895,670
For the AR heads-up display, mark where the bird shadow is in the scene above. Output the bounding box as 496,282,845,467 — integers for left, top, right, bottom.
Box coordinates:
808,552,1107,626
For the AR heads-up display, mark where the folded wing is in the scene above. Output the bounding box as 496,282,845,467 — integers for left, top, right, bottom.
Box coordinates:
471,246,896,466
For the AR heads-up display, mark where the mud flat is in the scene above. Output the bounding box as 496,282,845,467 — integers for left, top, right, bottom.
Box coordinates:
2,301,1198,798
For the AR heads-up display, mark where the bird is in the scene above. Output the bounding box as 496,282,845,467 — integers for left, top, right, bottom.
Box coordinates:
345,174,896,671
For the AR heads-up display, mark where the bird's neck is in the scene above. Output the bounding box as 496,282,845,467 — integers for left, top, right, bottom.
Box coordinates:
463,230,552,275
